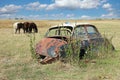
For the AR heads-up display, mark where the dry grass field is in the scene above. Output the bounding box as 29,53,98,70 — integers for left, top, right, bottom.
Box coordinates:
0,19,120,80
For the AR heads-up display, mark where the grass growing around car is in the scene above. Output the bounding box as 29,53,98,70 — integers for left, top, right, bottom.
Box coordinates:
0,20,120,80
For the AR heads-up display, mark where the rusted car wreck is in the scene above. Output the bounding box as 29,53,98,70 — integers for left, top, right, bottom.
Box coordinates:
35,23,114,64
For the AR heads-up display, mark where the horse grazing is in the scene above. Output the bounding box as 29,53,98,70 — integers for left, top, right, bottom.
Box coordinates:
29,22,38,33
13,22,24,34
23,22,38,33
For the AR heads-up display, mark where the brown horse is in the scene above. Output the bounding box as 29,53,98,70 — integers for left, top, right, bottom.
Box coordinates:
23,22,29,33
23,22,38,33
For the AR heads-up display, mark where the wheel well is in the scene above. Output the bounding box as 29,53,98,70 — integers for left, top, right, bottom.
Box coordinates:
79,49,86,59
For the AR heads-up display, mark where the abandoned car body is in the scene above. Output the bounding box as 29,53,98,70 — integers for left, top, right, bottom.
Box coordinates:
35,23,114,64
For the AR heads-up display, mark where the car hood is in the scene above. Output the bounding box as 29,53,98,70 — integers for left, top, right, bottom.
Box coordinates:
36,37,67,58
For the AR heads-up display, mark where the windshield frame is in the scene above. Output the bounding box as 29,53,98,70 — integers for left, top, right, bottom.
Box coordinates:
73,24,101,39
45,26,73,37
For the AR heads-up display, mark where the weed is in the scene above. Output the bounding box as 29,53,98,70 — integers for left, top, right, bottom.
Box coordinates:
27,33,37,60
63,33,115,67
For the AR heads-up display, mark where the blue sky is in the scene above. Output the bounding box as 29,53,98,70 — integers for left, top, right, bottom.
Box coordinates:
0,0,120,20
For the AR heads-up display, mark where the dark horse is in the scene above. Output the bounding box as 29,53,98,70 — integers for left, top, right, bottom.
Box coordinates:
23,22,38,33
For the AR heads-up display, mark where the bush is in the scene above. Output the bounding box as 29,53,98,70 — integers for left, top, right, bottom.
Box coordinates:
63,35,114,66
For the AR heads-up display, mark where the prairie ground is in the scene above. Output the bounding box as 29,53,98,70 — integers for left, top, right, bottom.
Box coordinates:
0,19,120,80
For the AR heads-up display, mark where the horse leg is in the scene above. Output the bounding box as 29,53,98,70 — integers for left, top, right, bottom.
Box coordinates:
33,28,36,33
30,28,32,33
15,28,16,34
34,27,38,33
14,29,17,34
23,28,26,33
29,27,32,33
25,27,28,33
18,29,20,34
15,28,17,34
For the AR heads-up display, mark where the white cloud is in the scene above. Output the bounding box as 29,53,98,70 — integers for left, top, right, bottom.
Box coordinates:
101,12,115,18
28,15,41,19
54,0,80,9
46,0,104,10
81,15,91,19
101,0,107,3
66,14,74,18
103,3,111,8
51,13,64,17
26,13,74,19
79,0,101,9
0,4,22,14
46,4,56,10
101,3,117,18
26,1,47,10
0,14,26,19
102,3,113,11
23,13,64,19
49,13,75,19
0,14,11,19
24,0,109,11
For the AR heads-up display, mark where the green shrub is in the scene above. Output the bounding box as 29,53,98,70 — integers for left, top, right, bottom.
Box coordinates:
27,33,37,60
63,34,114,66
